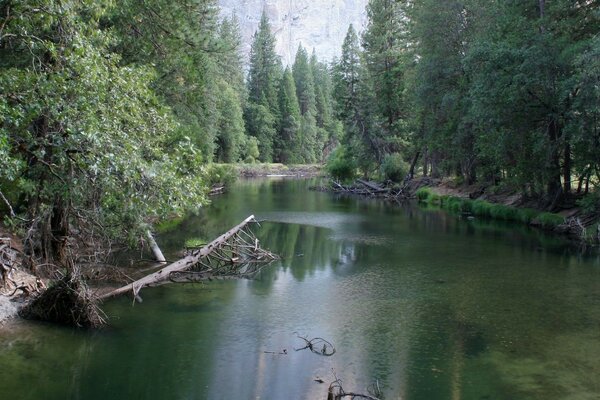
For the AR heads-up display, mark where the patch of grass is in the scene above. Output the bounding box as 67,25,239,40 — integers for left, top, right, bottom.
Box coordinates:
535,212,565,229
184,237,207,248
416,187,433,201
518,208,540,224
471,200,493,217
444,196,472,213
416,186,566,231
489,204,519,221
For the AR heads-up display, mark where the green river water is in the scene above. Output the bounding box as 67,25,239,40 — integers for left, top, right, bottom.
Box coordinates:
1,178,599,399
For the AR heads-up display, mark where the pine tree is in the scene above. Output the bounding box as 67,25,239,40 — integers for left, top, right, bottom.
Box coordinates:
247,10,282,114
245,10,282,162
217,14,247,106
276,68,302,164
292,44,317,116
362,0,411,159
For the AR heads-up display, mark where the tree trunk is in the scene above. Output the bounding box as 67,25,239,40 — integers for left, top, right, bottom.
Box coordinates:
146,230,167,263
563,142,571,194
546,119,563,208
408,150,421,180
50,196,70,269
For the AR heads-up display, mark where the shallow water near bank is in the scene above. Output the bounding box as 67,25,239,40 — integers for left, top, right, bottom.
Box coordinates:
1,178,599,399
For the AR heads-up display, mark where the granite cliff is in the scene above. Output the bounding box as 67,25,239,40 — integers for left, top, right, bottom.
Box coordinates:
218,0,368,65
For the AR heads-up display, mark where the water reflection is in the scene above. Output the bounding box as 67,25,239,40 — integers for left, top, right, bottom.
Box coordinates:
0,178,599,399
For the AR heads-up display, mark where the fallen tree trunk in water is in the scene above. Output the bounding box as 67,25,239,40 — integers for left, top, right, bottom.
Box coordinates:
100,215,277,301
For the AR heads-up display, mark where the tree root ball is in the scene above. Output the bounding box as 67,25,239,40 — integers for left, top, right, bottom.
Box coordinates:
20,275,105,328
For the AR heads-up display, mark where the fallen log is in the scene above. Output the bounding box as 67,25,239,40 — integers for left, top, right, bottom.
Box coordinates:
100,215,274,300
356,179,387,193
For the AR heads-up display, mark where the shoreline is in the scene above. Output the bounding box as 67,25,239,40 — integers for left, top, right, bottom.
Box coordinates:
313,177,599,245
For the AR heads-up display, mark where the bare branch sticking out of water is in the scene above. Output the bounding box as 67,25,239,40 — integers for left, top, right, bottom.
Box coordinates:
294,334,336,356
327,371,383,400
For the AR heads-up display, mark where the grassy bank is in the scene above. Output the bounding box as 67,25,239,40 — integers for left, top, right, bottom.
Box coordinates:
415,187,565,230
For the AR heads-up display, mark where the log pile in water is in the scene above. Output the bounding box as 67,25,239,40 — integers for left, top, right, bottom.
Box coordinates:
311,177,437,202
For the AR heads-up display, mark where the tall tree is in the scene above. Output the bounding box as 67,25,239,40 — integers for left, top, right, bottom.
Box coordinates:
245,10,282,162
0,0,208,267
411,0,474,181
109,0,221,160
292,44,319,162
293,44,317,116
276,68,302,164
362,0,411,160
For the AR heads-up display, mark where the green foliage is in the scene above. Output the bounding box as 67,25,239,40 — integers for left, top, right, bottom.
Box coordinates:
244,103,276,162
471,200,493,218
535,213,565,229
326,147,356,182
215,81,246,163
206,164,237,187
244,137,260,163
185,237,207,248
338,0,600,203
416,187,433,201
276,68,302,164
381,153,408,182
576,193,600,214
417,187,565,230
0,0,215,261
156,216,185,234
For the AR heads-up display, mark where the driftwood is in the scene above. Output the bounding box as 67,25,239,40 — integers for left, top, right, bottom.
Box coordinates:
356,179,387,193
295,335,336,356
327,372,382,400
100,215,277,301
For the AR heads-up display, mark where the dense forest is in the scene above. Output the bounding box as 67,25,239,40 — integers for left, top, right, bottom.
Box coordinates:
329,0,600,212
1,0,599,272
0,0,340,269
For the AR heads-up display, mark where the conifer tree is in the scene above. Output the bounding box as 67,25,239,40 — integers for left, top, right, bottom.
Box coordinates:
245,10,282,162
276,68,302,164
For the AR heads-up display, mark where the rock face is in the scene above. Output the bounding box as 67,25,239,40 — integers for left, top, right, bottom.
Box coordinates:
218,0,368,65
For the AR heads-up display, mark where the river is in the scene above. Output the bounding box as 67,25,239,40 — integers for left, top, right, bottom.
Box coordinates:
1,178,599,399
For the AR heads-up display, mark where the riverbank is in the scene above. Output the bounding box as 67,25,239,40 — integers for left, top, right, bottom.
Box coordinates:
313,177,600,244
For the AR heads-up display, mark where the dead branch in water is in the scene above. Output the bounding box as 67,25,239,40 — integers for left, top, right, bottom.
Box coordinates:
294,334,336,356
327,371,382,400
100,215,278,301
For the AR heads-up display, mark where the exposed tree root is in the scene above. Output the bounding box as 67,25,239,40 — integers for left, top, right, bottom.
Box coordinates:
20,273,106,328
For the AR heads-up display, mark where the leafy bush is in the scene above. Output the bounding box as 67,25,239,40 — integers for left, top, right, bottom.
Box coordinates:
380,152,408,182
326,147,356,182
416,187,433,201
244,136,260,163
576,192,600,213
206,164,237,187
